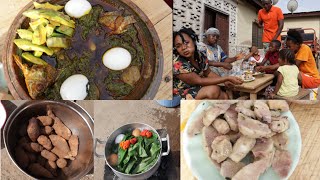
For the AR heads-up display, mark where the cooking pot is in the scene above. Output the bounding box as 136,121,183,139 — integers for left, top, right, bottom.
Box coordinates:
3,100,94,179
94,122,170,179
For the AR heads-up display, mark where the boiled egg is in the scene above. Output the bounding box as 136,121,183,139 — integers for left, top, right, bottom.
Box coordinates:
60,74,89,100
65,0,92,18
102,47,132,71
115,134,125,144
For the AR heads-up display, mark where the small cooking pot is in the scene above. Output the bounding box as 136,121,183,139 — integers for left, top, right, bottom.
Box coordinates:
94,122,170,179
3,100,94,179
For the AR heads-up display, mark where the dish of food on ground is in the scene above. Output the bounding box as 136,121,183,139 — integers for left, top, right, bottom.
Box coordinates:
8,0,159,100
183,100,301,180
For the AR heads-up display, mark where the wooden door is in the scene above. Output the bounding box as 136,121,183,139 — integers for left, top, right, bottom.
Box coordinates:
204,7,229,55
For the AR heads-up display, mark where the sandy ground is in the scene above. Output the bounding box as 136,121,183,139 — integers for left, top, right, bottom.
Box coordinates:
94,100,180,180
0,100,94,180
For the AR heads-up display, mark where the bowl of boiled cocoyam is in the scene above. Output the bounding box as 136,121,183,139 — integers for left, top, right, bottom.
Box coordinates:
3,100,94,179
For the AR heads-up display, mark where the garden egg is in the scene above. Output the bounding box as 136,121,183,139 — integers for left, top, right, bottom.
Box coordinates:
65,0,92,18
115,134,125,144
60,74,89,100
102,47,132,70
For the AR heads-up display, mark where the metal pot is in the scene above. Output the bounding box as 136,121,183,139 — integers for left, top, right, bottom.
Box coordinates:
3,100,94,179
94,123,170,180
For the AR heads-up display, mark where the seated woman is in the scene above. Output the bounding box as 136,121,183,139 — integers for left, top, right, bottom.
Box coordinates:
286,29,320,89
173,28,243,100
197,27,245,77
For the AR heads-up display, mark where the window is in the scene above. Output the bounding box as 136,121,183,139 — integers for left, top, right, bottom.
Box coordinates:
252,22,263,48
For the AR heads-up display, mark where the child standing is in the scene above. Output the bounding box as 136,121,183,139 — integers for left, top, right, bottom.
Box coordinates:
269,49,299,98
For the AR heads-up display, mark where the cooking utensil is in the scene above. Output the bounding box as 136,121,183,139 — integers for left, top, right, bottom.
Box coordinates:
94,122,170,179
3,100,94,179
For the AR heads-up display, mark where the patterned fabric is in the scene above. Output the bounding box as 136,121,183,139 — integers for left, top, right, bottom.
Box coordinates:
198,42,228,76
173,51,209,98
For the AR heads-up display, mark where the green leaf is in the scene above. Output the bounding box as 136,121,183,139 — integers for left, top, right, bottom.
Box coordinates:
123,154,131,165
118,146,127,164
124,159,137,174
150,143,161,157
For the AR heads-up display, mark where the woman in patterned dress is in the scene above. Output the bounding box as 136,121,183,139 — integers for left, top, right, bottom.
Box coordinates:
173,28,243,99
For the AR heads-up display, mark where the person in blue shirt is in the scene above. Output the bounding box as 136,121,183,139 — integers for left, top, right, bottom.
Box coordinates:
198,27,245,77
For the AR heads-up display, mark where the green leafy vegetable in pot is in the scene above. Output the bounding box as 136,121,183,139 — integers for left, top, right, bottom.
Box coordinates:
108,129,161,174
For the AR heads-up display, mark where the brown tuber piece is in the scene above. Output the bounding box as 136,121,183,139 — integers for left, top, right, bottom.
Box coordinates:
52,117,71,140
27,117,41,142
68,135,79,157
56,158,67,168
41,126,53,135
41,150,58,161
47,109,55,119
45,161,58,177
15,146,30,169
51,147,75,160
23,142,43,153
49,135,70,152
18,136,30,145
37,135,53,150
37,116,53,126
28,163,54,178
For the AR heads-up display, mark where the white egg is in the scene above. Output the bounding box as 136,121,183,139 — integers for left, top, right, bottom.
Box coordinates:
65,0,92,18
60,74,89,100
102,47,132,71
115,134,125,144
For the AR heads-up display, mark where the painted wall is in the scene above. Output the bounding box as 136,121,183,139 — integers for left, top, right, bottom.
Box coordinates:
283,16,320,40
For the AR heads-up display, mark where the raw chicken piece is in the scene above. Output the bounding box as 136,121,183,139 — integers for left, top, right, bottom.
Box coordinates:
220,159,245,178
201,126,219,156
224,106,238,131
13,54,57,99
272,133,289,150
252,138,274,159
272,150,292,178
212,119,230,134
254,101,271,123
211,136,232,163
187,112,204,137
229,136,256,162
202,104,230,126
267,100,289,112
235,106,256,119
233,147,275,180
270,116,289,133
271,110,281,117
237,113,272,138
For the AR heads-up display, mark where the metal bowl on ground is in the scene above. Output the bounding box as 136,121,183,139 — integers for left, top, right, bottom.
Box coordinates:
3,100,94,179
95,122,170,179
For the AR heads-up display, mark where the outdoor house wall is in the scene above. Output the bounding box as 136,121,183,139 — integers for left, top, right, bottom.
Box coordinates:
173,0,238,56
173,0,259,56
283,16,320,40
236,0,259,52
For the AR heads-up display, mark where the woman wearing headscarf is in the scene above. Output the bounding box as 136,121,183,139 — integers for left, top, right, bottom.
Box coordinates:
197,27,245,77
173,27,243,99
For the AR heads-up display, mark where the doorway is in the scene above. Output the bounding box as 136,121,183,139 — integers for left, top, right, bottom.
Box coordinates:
204,6,229,55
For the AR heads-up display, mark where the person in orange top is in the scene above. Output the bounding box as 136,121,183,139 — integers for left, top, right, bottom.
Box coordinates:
286,29,320,89
254,0,284,52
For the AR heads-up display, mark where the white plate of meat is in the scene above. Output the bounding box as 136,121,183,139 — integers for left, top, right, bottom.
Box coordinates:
183,100,301,180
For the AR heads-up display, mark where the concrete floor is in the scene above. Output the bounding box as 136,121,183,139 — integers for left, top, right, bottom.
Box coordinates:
94,100,180,180
0,100,94,180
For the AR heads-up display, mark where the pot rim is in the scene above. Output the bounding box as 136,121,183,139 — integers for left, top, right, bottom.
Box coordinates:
3,100,94,179
3,0,163,100
104,122,163,177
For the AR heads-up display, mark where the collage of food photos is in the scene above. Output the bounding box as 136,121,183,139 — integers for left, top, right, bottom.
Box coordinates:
0,0,320,180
